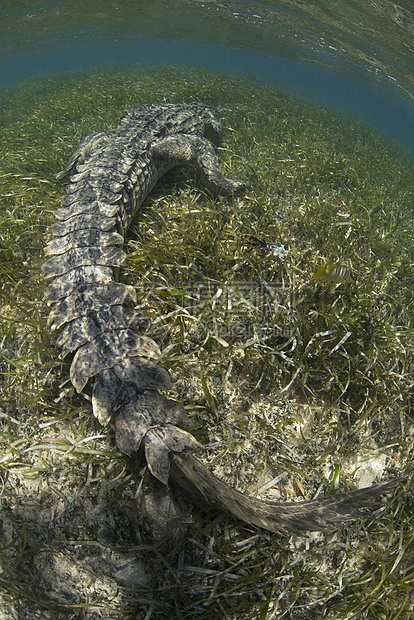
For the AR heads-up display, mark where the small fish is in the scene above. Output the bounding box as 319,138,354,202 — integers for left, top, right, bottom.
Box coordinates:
244,235,287,260
268,244,287,259
313,264,353,284
244,235,269,255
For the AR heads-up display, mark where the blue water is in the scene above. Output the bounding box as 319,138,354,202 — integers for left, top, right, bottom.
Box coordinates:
1,0,413,157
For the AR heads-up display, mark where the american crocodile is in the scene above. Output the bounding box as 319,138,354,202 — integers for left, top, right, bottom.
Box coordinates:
42,103,396,534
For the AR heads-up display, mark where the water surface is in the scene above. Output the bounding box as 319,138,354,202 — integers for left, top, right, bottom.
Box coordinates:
1,0,413,154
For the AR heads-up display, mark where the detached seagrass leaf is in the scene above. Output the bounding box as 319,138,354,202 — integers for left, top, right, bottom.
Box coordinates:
144,426,202,485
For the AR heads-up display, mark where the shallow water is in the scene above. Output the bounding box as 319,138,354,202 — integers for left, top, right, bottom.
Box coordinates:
1,5,414,619
1,0,413,155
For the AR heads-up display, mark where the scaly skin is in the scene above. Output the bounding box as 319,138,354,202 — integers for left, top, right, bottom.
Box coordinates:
43,103,397,533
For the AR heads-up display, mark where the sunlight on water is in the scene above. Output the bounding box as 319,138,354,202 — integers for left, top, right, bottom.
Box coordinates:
0,0,413,154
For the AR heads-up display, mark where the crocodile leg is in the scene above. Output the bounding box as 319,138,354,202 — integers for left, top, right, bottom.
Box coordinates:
151,134,248,194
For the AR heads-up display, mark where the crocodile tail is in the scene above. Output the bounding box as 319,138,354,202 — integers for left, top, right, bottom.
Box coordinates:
169,453,399,534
